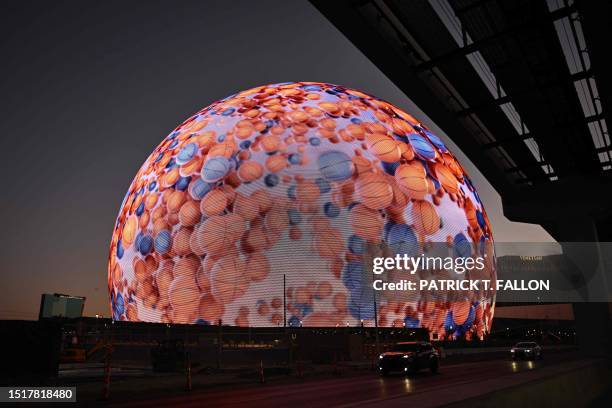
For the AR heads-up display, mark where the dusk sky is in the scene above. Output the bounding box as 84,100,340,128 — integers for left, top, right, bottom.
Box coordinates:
0,0,553,320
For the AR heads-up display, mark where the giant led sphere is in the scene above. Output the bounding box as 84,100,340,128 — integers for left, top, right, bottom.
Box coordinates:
108,82,495,339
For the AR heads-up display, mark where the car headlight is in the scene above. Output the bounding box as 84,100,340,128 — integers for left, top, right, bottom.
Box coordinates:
511,349,515,353
402,354,409,359
525,349,532,353
379,354,384,359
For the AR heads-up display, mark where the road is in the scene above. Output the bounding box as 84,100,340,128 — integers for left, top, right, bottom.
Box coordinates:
108,350,589,407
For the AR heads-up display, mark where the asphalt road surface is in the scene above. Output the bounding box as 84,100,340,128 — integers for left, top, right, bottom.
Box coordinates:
109,351,586,407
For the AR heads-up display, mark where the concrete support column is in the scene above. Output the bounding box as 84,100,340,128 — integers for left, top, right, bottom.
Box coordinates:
543,217,611,355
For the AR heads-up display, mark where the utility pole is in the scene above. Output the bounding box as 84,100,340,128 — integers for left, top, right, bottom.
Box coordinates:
283,274,287,328
365,242,380,356
216,319,222,369
374,290,380,356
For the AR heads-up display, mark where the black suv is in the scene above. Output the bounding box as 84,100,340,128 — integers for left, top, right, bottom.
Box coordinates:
378,341,439,375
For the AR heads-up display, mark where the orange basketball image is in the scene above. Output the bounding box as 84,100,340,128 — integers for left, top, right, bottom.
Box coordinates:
411,200,440,235
265,154,287,173
237,160,263,182
173,255,199,278
171,227,192,256
260,134,281,152
200,189,227,216
166,190,186,213
121,215,137,246
398,142,416,160
351,204,384,241
211,256,248,303
366,133,401,162
246,252,270,282
352,156,373,175
199,294,224,323
355,172,393,210
395,164,429,200
169,275,200,314
178,200,201,226
233,193,259,221
434,162,459,194
208,141,236,158
315,228,344,258
464,198,479,229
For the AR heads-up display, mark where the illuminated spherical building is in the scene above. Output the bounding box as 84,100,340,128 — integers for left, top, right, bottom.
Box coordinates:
108,82,495,339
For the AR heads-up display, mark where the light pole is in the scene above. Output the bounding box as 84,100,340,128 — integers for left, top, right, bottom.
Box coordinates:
283,274,286,328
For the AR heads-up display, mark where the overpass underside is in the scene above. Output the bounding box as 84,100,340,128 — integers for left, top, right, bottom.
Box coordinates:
311,0,612,352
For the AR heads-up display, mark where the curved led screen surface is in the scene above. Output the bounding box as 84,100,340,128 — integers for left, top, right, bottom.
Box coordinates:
108,82,495,339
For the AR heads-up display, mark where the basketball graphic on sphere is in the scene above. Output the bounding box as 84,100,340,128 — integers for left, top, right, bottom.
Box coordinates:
237,160,263,182
201,157,230,182
412,200,440,235
108,82,495,339
408,133,437,161
433,162,459,194
356,173,394,210
366,133,401,163
395,164,429,200
178,200,201,226
351,204,384,241
266,155,287,173
200,189,227,216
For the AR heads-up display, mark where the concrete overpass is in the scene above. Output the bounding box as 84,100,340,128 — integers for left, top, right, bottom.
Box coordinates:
311,0,611,352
